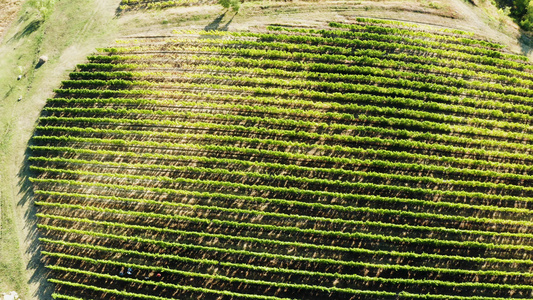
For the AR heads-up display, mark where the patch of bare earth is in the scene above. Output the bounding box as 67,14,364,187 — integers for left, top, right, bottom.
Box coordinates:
117,0,526,55
0,0,23,43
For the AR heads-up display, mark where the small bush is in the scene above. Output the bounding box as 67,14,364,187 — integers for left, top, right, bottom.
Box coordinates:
218,0,241,12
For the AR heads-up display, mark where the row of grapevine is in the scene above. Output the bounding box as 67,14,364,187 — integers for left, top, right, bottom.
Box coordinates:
31,19,533,299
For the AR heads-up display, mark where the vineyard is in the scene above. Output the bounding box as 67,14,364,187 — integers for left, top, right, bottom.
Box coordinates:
118,0,211,11
29,17,533,299
117,0,363,11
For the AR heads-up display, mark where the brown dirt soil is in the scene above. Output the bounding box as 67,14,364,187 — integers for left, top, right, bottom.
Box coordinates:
115,0,532,57
0,0,23,43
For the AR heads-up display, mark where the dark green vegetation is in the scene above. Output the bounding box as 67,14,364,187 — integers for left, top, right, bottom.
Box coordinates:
29,17,533,299
494,0,533,29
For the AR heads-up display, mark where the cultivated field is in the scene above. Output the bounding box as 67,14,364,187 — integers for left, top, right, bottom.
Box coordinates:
118,0,214,10
28,17,533,299
117,0,363,11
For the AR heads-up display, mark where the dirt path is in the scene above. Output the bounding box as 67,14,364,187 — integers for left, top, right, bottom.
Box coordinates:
117,0,528,55
446,0,528,54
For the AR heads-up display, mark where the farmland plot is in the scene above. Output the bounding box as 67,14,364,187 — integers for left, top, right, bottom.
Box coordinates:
29,18,533,299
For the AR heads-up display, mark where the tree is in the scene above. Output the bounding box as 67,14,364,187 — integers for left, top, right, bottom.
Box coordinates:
498,0,533,30
520,1,533,30
513,0,529,17
218,0,241,12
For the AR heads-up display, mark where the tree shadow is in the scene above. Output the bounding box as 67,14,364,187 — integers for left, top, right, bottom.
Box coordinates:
203,11,236,33
17,137,55,300
204,11,227,31
218,13,235,32
115,3,124,17
7,20,43,43
518,31,533,57
3,84,16,100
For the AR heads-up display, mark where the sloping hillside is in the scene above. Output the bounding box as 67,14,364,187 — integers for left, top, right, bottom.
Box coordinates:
1,0,533,299
29,18,533,299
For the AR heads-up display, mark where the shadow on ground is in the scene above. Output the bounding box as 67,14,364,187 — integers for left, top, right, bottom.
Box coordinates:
18,140,54,300
7,20,42,43
519,31,533,57
204,11,235,31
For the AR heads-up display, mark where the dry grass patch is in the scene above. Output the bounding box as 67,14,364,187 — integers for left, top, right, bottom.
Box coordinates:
0,0,23,42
